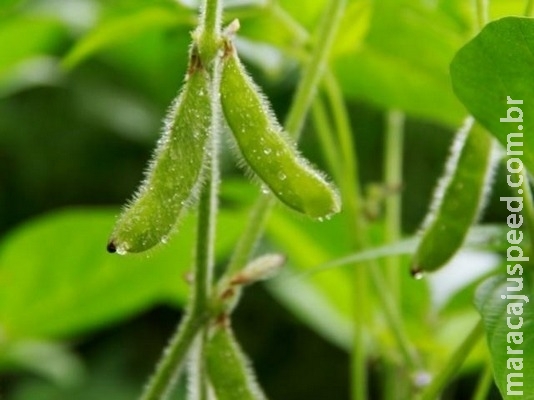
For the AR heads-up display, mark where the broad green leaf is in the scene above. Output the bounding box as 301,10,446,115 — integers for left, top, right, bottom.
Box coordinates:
475,273,534,399
334,0,468,126
0,341,84,388
450,17,534,172
62,6,194,69
0,207,245,340
0,17,66,77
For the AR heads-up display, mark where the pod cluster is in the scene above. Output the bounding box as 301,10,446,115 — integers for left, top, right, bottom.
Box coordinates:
108,35,340,254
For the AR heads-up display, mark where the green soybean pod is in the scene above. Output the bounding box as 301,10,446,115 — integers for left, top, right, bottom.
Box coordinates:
411,118,496,275
205,325,266,400
220,41,340,219
107,54,212,254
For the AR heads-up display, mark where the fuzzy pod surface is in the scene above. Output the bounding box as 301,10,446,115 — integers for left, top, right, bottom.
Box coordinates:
220,41,340,219
108,54,212,254
205,324,266,400
411,118,495,274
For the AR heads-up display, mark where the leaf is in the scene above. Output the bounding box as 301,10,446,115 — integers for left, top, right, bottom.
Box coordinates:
0,207,245,340
0,16,66,77
62,7,193,69
450,17,534,172
0,341,84,388
475,273,534,399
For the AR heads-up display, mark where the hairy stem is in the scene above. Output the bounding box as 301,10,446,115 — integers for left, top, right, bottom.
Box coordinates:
140,312,208,400
141,0,222,398
420,320,484,400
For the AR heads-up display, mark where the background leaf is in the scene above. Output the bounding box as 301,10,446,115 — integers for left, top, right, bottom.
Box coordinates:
450,17,534,172
475,273,534,399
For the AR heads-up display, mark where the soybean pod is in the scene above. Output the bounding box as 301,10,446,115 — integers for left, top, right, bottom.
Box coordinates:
411,118,496,275
220,41,340,219
107,51,212,254
205,324,266,400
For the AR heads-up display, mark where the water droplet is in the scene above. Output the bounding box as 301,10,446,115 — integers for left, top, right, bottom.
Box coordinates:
264,148,272,155
413,370,432,388
161,236,168,244
317,217,324,222
278,172,286,181
261,186,269,194
412,269,424,280
116,246,127,256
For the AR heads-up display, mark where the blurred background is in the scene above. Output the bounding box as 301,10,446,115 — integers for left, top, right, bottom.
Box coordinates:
0,0,527,399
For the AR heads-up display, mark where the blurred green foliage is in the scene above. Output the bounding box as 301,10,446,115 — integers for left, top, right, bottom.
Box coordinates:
0,0,530,399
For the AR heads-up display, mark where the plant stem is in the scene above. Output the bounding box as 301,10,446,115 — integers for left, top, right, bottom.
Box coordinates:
223,0,347,277
321,73,368,400
139,312,208,400
226,194,274,276
475,0,488,29
311,97,343,182
193,154,219,313
197,0,222,65
420,320,484,400
526,0,534,17
284,0,347,138
141,1,222,398
323,75,420,392
384,110,404,301
471,364,493,400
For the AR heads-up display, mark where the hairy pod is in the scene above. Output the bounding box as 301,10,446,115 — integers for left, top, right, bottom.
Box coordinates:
411,118,496,274
220,41,340,219
205,324,266,400
107,52,212,254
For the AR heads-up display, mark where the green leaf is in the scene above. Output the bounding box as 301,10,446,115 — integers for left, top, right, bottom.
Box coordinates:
0,207,245,340
475,273,534,399
450,17,534,172
0,16,65,77
62,6,194,69
0,341,84,388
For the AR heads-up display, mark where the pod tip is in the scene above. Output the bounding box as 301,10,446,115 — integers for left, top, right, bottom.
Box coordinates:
107,241,117,254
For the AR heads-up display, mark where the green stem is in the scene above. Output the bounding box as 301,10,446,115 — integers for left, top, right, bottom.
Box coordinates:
197,0,222,66
139,312,208,400
323,74,420,391
193,155,218,313
322,73,368,400
226,194,274,276
471,364,493,400
311,97,343,182
526,0,534,17
384,110,404,301
141,1,222,397
475,0,488,29
223,0,347,276
283,0,347,137
420,320,484,400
